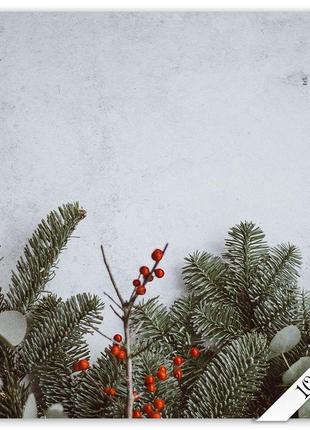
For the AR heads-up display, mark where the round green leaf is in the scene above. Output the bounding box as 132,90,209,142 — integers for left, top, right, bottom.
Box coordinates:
45,403,67,418
270,325,301,356
0,310,27,346
23,393,37,418
282,357,310,385
299,399,310,418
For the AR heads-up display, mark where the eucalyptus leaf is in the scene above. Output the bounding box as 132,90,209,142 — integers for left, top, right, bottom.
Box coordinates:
45,403,67,418
282,357,310,385
0,310,27,346
299,398,310,418
269,325,301,356
23,393,37,418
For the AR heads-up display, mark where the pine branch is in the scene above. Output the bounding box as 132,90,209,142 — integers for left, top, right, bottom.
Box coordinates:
74,351,126,418
36,330,90,416
191,302,243,348
131,297,170,343
7,202,86,313
18,293,103,372
185,333,269,418
183,252,231,305
168,295,200,351
222,222,268,328
254,283,299,338
252,243,301,304
0,341,28,418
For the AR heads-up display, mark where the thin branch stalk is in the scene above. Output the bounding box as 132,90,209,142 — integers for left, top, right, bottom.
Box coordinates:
100,243,169,418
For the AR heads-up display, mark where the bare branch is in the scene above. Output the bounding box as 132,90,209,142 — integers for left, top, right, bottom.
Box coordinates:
103,291,123,310
110,304,124,320
100,245,125,306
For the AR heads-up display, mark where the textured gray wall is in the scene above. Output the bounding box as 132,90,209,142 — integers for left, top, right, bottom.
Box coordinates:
1,12,310,358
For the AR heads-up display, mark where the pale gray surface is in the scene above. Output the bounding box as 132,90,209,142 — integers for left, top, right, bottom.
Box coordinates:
1,12,310,359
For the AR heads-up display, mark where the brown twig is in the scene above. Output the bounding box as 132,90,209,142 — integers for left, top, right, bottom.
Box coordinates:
103,291,123,310
90,325,122,345
101,245,125,306
110,304,124,321
100,243,169,418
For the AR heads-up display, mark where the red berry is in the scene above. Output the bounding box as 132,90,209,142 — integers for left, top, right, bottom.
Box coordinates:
136,285,146,295
153,398,165,411
145,375,155,385
133,409,142,418
157,370,168,380
78,359,90,371
173,367,183,380
146,274,154,282
109,387,117,396
118,350,127,360
103,386,116,396
139,266,150,277
132,279,141,287
73,361,80,372
173,356,184,366
111,344,121,356
158,365,167,374
103,387,112,395
113,333,122,343
151,412,161,418
143,404,154,415
147,383,156,393
190,347,201,359
151,249,164,262
154,268,165,278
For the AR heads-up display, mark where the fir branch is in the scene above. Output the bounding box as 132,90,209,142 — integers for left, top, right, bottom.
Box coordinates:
131,297,170,342
74,351,126,418
18,293,103,372
191,302,243,348
222,222,268,328
185,333,269,418
183,252,231,305
7,202,86,313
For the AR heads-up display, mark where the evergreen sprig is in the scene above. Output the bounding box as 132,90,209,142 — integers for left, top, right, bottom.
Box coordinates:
7,202,86,313
18,293,103,372
185,333,269,418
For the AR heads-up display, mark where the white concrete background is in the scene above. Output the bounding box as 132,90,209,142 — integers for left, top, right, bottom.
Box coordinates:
1,12,310,359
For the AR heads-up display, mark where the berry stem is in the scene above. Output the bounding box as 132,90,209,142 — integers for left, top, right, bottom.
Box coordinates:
110,304,124,320
103,291,123,310
124,312,134,418
127,243,169,311
100,243,169,418
100,245,125,306
90,325,122,345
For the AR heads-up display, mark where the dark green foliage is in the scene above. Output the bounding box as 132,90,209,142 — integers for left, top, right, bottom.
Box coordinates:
129,220,308,418
192,302,242,348
185,333,269,418
74,351,127,418
131,297,170,342
6,202,86,313
0,341,28,418
1,209,309,419
18,293,103,372
0,203,104,418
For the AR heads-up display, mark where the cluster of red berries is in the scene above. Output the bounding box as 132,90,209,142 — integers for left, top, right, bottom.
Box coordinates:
133,398,166,419
132,249,165,296
110,334,127,360
171,347,201,380
72,358,90,372
144,364,168,394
